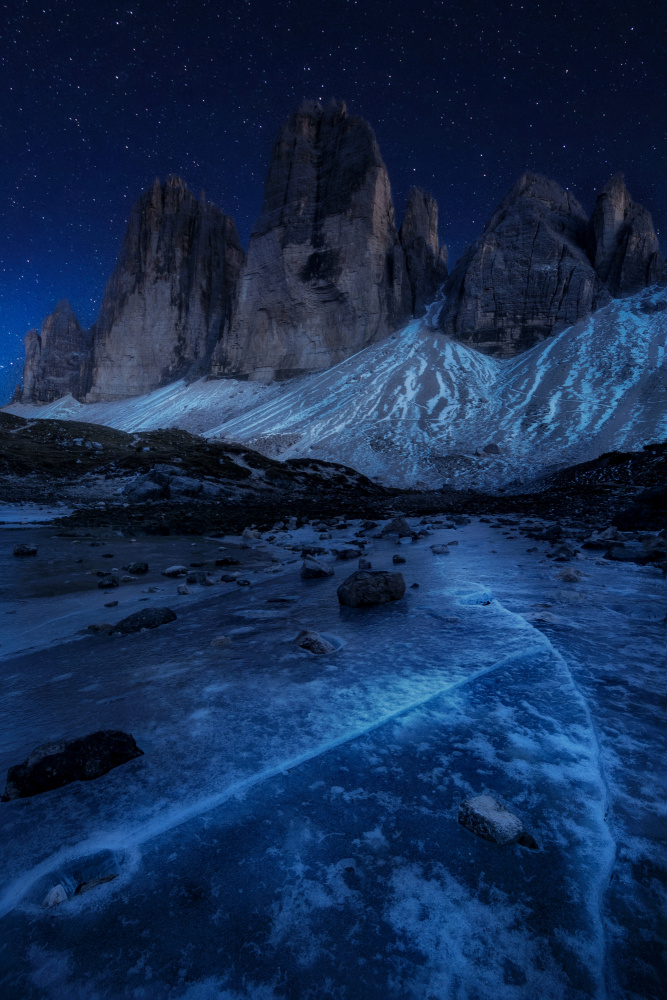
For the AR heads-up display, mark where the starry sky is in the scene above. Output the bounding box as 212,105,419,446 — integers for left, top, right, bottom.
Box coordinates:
1,0,664,401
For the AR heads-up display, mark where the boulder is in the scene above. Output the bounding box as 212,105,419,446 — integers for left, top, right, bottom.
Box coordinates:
337,570,405,607
123,561,148,575
430,544,450,555
332,547,362,560
2,730,144,800
13,543,38,556
123,478,164,502
212,99,411,380
216,556,241,566
458,795,537,848
168,476,202,497
358,557,372,570
439,173,610,356
97,575,119,589
294,629,335,655
177,583,190,595
301,558,334,579
381,516,412,538
161,565,188,577
392,553,406,564
111,607,177,634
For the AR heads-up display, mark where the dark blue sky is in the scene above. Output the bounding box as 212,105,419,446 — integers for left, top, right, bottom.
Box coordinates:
1,0,664,401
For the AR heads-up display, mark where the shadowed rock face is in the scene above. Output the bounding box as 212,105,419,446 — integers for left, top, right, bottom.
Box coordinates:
21,300,92,402
439,173,611,356
85,177,244,401
212,99,411,380
588,175,663,297
399,187,448,317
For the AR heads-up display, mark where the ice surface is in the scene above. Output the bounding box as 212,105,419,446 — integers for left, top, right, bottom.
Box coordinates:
7,286,667,488
1,520,665,998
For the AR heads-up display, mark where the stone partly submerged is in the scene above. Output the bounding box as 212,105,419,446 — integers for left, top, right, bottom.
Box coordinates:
588,174,663,297
85,177,245,401
399,186,448,316
439,173,611,356
212,99,413,380
1,730,144,800
337,570,406,607
21,300,92,403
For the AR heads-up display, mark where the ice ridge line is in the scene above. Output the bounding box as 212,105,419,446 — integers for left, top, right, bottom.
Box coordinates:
0,639,545,917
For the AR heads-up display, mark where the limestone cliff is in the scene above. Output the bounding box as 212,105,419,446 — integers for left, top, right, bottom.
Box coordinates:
399,187,447,317
21,300,91,402
439,173,610,356
211,100,411,380
588,175,663,296
85,177,244,401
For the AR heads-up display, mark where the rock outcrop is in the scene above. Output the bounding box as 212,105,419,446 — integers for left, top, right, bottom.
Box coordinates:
588,175,663,297
21,300,91,402
439,173,611,356
399,187,448,316
212,99,412,380
85,177,244,401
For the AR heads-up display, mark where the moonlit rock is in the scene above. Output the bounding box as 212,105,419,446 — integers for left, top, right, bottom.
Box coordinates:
458,795,525,845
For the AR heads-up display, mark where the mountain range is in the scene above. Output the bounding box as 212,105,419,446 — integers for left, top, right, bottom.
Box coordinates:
8,99,666,488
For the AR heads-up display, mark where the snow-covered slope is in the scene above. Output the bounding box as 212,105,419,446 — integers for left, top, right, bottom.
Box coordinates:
7,287,667,488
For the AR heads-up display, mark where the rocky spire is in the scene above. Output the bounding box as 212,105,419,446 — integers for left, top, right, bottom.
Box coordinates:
588,175,663,296
439,173,610,356
399,187,448,316
20,300,91,402
85,176,244,402
212,99,412,380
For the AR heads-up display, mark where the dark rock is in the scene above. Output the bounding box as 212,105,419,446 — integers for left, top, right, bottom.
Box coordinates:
439,173,610,356
85,177,244,401
13,543,38,556
104,600,118,607
220,573,238,583
588,175,663,296
294,629,335,654
87,623,113,633
358,557,372,569
236,579,251,586
483,443,500,455
399,186,448,316
2,730,144,800
612,487,667,532
392,553,406,564
381,516,412,538
123,477,165,502
337,570,405,607
111,607,177,634
161,564,188,577
301,557,334,579
216,556,240,566
458,795,534,847
332,546,362,560
97,575,119,589
212,99,411,380
430,544,450,555
123,561,148,575
168,476,203,497
21,300,92,403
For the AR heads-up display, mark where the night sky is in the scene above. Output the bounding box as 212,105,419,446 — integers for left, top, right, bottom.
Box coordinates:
1,0,664,401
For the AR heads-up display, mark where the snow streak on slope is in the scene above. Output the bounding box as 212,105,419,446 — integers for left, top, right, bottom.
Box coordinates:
7,287,667,488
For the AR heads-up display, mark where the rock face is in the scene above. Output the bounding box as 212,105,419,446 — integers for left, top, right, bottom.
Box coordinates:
21,300,92,402
588,175,663,297
439,173,611,356
85,177,244,401
399,187,448,316
2,731,143,800
212,99,412,380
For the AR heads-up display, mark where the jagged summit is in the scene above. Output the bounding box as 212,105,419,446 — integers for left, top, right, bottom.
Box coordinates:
588,174,663,296
399,187,448,317
211,98,412,380
85,176,244,401
438,172,611,356
22,299,91,403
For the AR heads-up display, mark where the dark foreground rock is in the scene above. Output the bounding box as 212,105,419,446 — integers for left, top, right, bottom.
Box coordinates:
337,570,405,607
294,629,335,655
458,794,538,849
111,607,177,634
2,730,144,800
13,543,38,556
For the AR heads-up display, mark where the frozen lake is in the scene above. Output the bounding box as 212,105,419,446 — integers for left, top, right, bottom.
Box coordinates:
0,518,665,999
